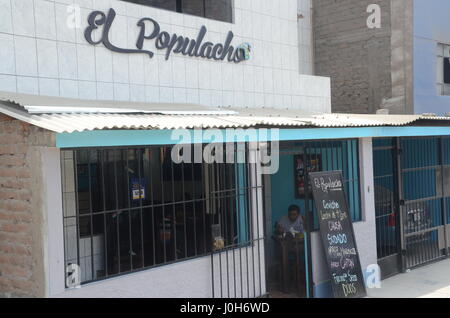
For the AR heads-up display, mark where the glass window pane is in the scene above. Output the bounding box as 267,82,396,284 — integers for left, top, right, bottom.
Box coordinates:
64,144,250,285
91,150,104,213
445,45,450,58
104,150,118,211
444,84,450,96
92,214,106,279
105,212,119,275
444,58,450,84
126,0,177,11
183,0,205,17
115,150,129,210
205,0,233,22
76,150,91,215
142,207,156,267
130,210,143,269
118,210,131,272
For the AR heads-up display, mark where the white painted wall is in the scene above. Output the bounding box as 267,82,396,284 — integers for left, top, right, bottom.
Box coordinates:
54,256,215,298
353,138,377,272
53,245,265,298
42,147,65,297
0,0,330,113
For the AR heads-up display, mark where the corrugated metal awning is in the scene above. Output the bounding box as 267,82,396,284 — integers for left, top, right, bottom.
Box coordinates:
0,91,236,115
1,92,450,133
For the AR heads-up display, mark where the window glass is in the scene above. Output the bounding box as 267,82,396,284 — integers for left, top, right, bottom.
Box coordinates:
120,0,233,23
183,0,205,17
62,144,250,285
444,84,450,96
205,0,233,23
444,58,450,84
126,0,177,11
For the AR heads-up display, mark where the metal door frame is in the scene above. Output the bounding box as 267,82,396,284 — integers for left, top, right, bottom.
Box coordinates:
398,136,449,271
209,143,267,298
262,146,314,298
372,138,402,279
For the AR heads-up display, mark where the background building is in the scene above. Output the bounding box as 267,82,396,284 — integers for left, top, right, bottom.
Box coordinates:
313,0,448,115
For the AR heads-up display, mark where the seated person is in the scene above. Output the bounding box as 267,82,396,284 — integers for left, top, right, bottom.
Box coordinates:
276,204,305,237
275,204,306,294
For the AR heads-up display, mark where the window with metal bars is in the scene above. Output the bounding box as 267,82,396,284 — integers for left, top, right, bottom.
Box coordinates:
271,139,362,233
123,0,233,23
61,144,251,285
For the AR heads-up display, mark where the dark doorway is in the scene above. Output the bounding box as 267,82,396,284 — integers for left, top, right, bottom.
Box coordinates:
265,139,361,298
373,138,401,279
373,137,450,277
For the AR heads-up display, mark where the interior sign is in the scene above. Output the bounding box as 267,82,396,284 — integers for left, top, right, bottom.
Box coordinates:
84,8,251,63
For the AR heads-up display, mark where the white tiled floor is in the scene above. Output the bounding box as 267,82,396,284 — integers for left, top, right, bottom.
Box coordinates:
367,258,450,298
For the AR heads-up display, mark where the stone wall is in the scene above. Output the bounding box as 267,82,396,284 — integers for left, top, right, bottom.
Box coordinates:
0,114,55,297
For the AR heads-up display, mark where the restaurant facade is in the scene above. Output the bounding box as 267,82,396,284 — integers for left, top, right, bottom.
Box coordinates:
1,0,450,299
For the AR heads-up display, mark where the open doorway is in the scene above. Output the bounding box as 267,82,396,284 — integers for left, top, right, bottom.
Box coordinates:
264,148,312,298
263,139,362,298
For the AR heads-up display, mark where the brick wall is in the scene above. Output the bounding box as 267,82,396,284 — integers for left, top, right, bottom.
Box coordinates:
0,114,55,297
313,0,392,113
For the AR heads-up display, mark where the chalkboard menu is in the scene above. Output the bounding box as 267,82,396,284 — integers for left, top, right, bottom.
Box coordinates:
309,171,367,298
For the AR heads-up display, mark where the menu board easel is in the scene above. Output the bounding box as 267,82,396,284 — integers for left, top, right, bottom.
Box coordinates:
309,171,367,298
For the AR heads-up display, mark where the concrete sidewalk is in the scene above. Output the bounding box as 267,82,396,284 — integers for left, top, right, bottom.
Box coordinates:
367,258,450,298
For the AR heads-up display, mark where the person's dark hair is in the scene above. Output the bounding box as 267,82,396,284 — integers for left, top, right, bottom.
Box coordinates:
288,204,300,214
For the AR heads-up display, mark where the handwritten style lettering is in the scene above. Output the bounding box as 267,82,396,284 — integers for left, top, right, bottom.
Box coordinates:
85,8,248,63
313,177,342,193
310,171,366,298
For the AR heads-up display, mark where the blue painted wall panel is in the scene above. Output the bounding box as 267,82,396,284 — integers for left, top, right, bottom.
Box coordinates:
414,0,450,114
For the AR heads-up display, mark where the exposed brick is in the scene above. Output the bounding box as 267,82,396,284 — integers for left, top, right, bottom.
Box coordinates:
0,144,28,155
0,211,32,223
0,101,54,297
10,278,35,292
0,114,13,122
1,265,31,279
0,145,15,155
0,154,26,167
0,232,33,246
0,253,32,267
0,189,31,201
0,134,26,145
0,178,31,190
0,223,31,234
0,200,31,213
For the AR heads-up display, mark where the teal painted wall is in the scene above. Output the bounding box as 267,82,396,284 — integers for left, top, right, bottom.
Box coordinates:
270,154,306,233
270,140,361,233
56,127,450,149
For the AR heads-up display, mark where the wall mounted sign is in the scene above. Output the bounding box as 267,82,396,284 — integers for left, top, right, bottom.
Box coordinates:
130,178,146,201
84,8,251,63
309,171,367,298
